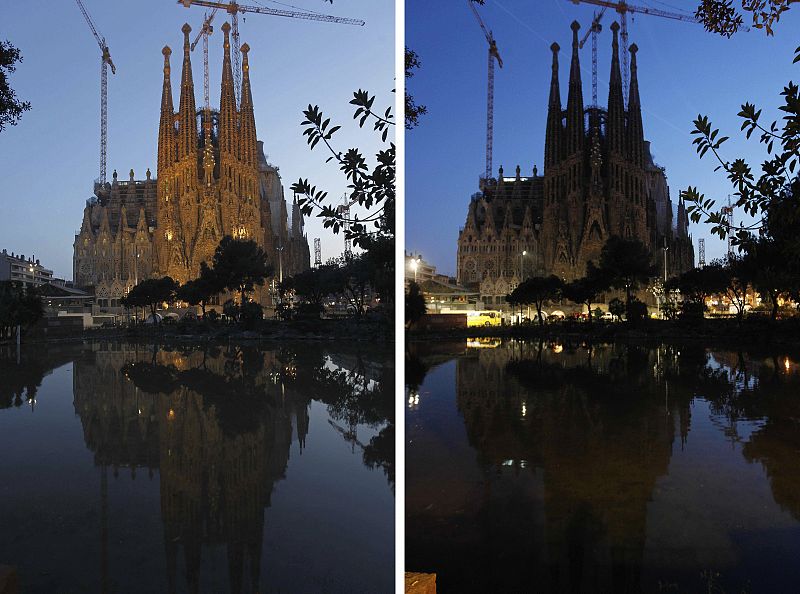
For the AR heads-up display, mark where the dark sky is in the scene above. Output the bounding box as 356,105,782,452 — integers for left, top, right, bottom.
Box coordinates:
406,0,799,276
0,0,393,278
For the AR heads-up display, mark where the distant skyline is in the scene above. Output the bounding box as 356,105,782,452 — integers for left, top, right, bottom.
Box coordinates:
406,0,799,277
0,0,393,279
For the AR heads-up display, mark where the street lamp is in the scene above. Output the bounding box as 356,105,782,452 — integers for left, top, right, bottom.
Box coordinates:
411,256,420,283
520,250,527,279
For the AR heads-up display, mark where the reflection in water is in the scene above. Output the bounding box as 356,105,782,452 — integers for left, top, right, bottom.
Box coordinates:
0,341,393,593
406,340,800,593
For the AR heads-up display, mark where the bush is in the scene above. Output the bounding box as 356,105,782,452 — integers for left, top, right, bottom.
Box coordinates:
609,298,626,320
222,299,239,321
240,301,263,328
296,302,323,320
627,298,649,324
680,300,705,321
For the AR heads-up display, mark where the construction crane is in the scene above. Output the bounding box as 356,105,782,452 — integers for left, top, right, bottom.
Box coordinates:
190,9,218,134
336,194,356,258
721,195,734,259
313,238,322,268
468,0,503,188
578,8,606,107
698,237,705,268
75,0,116,186
179,0,364,104
569,0,700,105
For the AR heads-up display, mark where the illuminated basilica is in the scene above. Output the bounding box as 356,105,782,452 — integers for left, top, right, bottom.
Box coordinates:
73,23,309,306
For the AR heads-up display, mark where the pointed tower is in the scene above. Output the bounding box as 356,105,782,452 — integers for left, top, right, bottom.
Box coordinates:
291,196,303,238
117,205,129,239
565,21,584,156
238,43,258,167
544,43,562,169
177,24,198,161
218,22,238,160
626,44,645,167
158,46,177,173
606,22,625,156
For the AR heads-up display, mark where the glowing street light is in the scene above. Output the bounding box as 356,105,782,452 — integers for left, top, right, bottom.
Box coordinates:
410,256,421,283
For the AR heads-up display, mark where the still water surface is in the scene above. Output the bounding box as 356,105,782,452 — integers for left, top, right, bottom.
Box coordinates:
406,339,800,593
0,340,394,593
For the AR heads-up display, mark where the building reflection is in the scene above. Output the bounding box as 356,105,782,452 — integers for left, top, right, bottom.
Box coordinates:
454,342,691,592
68,341,391,593
408,339,800,592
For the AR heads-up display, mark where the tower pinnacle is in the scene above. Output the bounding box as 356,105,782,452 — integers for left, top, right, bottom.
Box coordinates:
177,24,197,161
565,21,584,156
545,42,562,168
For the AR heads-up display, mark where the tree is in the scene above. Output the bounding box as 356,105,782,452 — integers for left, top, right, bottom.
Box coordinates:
291,263,340,317
608,297,626,320
695,0,799,37
562,262,608,327
360,234,394,308
668,262,729,311
405,48,427,129
681,51,799,250
738,236,797,321
598,236,655,316
211,236,273,310
0,281,42,338
333,254,372,319
405,281,427,327
507,275,563,327
722,256,752,322
1,40,31,133
176,262,219,318
126,277,178,323
291,89,395,249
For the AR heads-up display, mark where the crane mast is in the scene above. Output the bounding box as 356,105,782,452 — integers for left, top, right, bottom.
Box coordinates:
578,8,606,107
75,0,115,186
191,10,218,133
468,0,503,188
179,0,364,104
569,0,699,105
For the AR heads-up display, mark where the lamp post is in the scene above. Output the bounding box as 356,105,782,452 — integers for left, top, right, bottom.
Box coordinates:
411,257,420,283
520,250,527,280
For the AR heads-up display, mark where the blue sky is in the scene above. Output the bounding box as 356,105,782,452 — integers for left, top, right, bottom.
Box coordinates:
0,0,393,279
406,0,800,276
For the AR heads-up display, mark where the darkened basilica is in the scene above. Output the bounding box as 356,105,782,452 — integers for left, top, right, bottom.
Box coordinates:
457,21,694,305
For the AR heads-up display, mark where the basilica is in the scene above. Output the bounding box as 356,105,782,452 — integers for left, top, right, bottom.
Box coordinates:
73,23,309,307
456,21,694,306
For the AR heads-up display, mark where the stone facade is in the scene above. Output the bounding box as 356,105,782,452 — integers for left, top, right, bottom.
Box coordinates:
73,23,310,303
457,21,694,306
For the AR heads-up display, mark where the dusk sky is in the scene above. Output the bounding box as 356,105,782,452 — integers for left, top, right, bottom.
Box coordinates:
0,0,393,279
406,0,800,276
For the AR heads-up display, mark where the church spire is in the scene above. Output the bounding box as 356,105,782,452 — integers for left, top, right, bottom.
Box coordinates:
607,21,625,155
544,42,562,168
218,22,237,159
157,46,177,173
291,195,303,237
626,43,645,166
565,21,584,156
177,24,197,160
238,43,258,166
